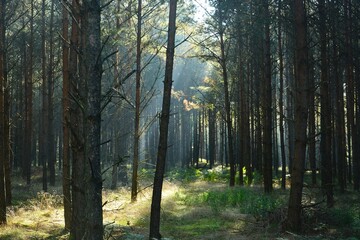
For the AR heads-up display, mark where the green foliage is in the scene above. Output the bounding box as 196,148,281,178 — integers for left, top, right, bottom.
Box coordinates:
168,166,230,183
325,208,354,227
202,167,229,182
168,167,203,182
251,170,263,185
176,187,287,219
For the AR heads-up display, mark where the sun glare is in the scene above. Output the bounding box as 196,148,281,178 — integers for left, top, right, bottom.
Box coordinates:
192,0,213,22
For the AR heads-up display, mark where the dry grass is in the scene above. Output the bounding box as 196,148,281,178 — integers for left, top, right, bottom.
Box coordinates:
1,170,359,240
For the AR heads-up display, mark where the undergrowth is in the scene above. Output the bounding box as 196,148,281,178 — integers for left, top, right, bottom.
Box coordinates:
167,166,230,183
176,187,288,219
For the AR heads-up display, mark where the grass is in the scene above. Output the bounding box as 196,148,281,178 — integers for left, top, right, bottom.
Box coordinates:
1,167,360,239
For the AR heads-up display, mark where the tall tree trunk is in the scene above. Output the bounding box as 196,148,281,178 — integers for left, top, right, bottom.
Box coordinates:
328,1,345,190
70,0,104,238
286,0,309,232
263,0,272,193
24,0,34,185
2,0,10,206
354,3,360,190
308,54,316,186
319,0,334,204
69,1,85,238
149,0,177,238
344,0,357,191
41,0,48,192
217,1,235,186
48,0,55,186
277,0,287,189
0,0,7,225
62,0,71,230
131,0,142,203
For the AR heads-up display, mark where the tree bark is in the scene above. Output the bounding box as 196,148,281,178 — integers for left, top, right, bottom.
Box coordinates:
217,1,235,186
263,0,272,193
0,0,7,225
23,0,34,185
48,0,56,186
319,0,334,204
41,0,48,192
149,0,177,238
286,0,309,232
277,0,287,189
208,108,216,169
79,0,103,238
131,0,142,203
61,0,71,230
69,1,86,238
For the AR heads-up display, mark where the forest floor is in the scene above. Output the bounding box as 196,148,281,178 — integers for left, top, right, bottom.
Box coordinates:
0,167,360,239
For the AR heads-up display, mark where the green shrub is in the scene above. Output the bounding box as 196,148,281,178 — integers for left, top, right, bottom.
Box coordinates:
177,187,286,218
168,167,203,182
326,208,354,227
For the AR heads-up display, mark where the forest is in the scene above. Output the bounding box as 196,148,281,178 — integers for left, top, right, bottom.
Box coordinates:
0,0,359,239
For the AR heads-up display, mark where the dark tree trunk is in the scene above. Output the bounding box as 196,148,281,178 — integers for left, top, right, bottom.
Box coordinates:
61,0,71,230
263,0,272,193
208,109,216,169
344,0,357,191
319,0,334,204
332,4,346,192
50,0,104,236
217,1,235,186
131,0,142,202
69,1,86,238
277,0,287,189
41,0,48,192
48,0,55,186
2,0,10,206
79,0,103,238
286,0,309,232
23,0,34,185
149,0,177,238
308,55,316,186
0,0,6,225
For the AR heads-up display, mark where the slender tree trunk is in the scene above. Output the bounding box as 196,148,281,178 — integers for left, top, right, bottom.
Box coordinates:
131,0,142,203
330,4,346,190
149,1,177,238
61,0,71,230
354,6,360,190
41,0,48,192
286,0,309,232
344,0,357,191
217,2,235,186
263,0,272,193
24,0,34,185
208,108,216,169
308,57,316,186
4,49,10,206
277,0,287,189
2,0,10,206
319,0,334,204
48,0,55,186
0,0,6,225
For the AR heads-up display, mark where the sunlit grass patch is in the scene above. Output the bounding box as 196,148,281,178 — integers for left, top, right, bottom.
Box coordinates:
169,218,225,237
175,186,288,219
0,225,49,240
